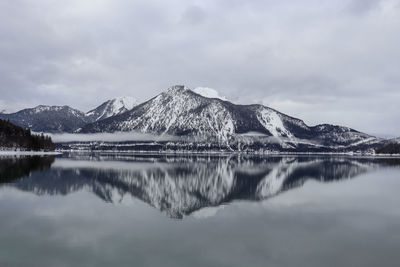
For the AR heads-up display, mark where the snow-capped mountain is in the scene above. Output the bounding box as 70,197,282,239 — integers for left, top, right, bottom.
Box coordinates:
0,105,90,133
85,97,139,122
79,85,381,151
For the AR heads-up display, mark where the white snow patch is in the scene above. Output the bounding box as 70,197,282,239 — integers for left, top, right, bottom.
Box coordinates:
349,137,378,146
256,108,293,139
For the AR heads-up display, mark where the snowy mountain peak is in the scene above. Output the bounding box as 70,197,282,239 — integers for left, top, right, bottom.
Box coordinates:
164,85,189,95
85,97,139,122
113,97,138,111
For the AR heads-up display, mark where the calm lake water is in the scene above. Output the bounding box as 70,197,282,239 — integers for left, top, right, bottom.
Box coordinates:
0,153,400,267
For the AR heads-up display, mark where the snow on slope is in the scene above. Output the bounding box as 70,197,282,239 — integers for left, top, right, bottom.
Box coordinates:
256,107,293,139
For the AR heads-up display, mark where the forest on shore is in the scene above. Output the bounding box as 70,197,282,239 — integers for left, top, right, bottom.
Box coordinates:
0,119,55,151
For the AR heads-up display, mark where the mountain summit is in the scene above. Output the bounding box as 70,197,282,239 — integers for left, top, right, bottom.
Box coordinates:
85,97,139,121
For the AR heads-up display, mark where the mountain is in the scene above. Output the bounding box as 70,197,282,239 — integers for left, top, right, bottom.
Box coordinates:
0,119,55,151
0,105,90,133
79,85,381,152
85,97,138,122
0,97,138,133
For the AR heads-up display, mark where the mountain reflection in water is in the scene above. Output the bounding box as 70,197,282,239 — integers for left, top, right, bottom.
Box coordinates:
1,154,398,219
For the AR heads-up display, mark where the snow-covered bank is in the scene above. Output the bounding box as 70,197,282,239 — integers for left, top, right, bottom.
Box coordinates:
55,148,400,158
0,151,61,156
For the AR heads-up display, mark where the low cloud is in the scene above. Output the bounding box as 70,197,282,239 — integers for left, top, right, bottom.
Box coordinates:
48,132,178,143
193,87,228,101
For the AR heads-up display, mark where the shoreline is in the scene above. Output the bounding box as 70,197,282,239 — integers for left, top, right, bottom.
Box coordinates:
0,151,62,156
56,149,400,158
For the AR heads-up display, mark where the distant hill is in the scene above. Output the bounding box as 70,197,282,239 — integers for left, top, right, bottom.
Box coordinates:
0,119,55,151
0,105,90,133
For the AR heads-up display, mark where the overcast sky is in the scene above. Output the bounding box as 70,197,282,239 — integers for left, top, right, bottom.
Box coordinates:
0,0,399,137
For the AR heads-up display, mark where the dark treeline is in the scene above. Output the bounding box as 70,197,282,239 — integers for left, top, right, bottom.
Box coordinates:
376,143,400,155
0,119,55,151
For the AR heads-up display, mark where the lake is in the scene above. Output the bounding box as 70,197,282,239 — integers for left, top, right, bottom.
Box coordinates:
0,153,399,267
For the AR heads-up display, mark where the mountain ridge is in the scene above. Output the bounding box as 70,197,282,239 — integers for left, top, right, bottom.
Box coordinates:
0,105,89,133
0,97,138,133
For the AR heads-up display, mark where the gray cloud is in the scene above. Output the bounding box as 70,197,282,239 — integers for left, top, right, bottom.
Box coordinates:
347,0,383,15
180,5,207,25
0,0,399,137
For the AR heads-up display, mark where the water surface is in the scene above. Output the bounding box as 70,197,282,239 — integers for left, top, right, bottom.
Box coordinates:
1,154,399,267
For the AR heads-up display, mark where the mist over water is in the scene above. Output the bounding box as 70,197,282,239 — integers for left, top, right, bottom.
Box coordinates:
1,154,400,266
48,131,179,142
